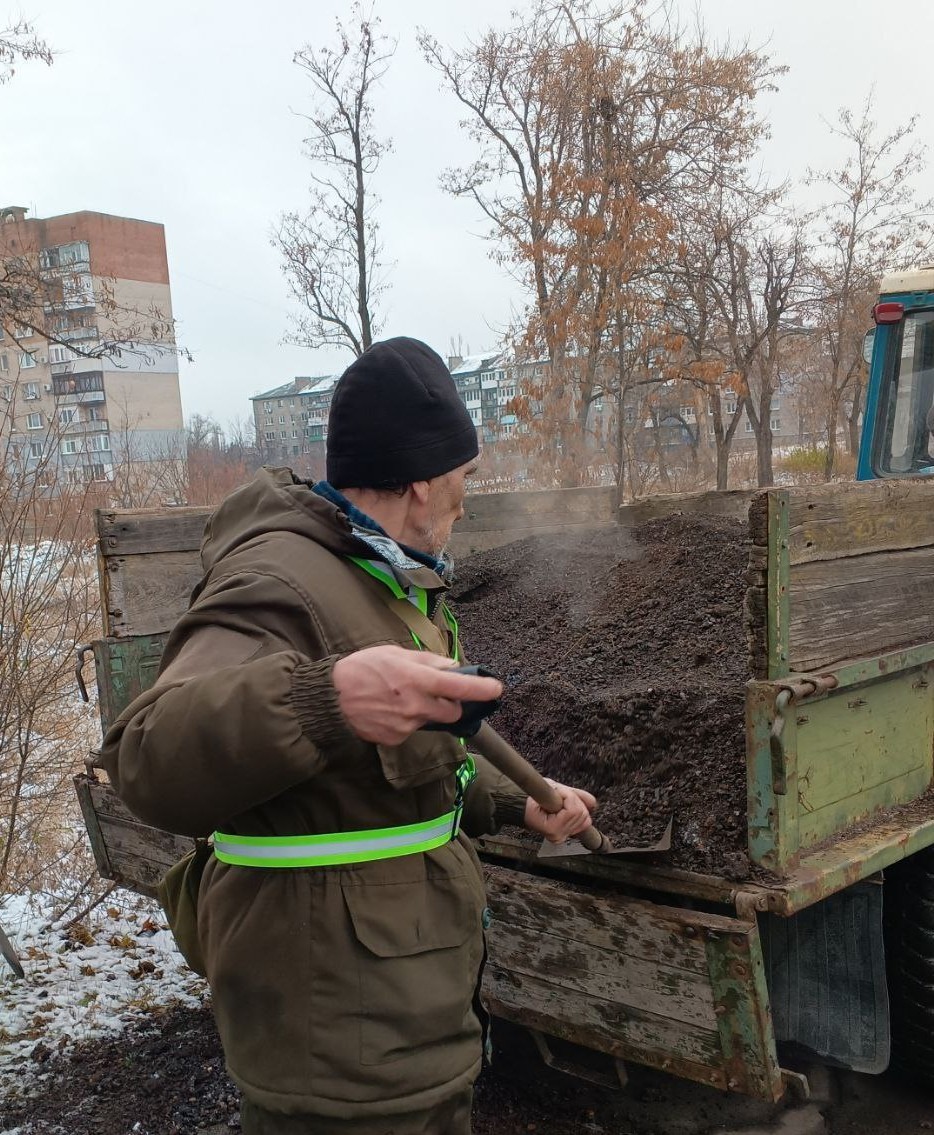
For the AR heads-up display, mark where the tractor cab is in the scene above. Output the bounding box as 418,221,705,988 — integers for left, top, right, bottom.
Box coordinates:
858,265,934,480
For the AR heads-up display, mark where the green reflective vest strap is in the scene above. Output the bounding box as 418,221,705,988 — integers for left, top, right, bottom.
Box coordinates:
348,556,429,616
453,754,478,834
213,811,461,869
214,559,477,869
441,602,462,662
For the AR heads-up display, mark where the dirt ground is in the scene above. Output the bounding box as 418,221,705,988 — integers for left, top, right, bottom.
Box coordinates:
2,1004,932,1135
450,517,752,878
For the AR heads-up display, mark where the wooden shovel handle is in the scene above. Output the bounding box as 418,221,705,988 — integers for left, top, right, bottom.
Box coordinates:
472,723,611,853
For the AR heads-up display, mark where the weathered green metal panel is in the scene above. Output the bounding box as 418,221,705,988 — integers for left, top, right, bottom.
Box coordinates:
746,644,934,874
795,666,933,848
93,633,168,732
766,492,790,679
705,922,783,1098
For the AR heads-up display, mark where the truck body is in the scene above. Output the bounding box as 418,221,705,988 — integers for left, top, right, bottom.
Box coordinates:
75,476,934,1102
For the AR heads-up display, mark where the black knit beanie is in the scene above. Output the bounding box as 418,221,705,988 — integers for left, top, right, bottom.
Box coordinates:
326,337,479,488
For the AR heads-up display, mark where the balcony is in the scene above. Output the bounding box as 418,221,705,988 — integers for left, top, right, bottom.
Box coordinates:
64,418,108,434
56,390,105,405
61,326,99,343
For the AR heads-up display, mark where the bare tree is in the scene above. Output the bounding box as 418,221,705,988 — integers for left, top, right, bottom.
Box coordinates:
806,96,934,479
0,394,102,901
668,187,803,488
0,19,52,82
274,4,395,357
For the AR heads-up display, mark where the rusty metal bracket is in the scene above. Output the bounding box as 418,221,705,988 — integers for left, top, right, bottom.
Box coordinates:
83,748,104,780
74,643,95,703
781,1068,811,1102
733,889,774,922
527,1029,628,1090
769,676,839,794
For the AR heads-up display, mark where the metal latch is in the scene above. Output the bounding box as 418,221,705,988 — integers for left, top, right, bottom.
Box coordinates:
75,643,95,703
770,675,838,794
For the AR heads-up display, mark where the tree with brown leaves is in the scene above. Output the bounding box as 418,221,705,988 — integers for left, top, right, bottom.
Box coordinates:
422,0,779,487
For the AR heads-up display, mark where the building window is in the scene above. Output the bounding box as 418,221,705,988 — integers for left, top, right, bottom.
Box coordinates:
61,438,81,455
264,401,273,413
59,407,77,425
88,433,111,452
725,401,737,416
292,429,298,438
1,383,11,401
84,463,109,481
23,382,39,400
770,418,781,432
0,354,8,372
40,241,89,268
26,412,43,429
770,395,780,412
29,441,43,459
279,430,287,439
265,431,276,441
53,371,104,396
20,352,36,369
744,419,754,433
49,345,73,364
278,415,285,424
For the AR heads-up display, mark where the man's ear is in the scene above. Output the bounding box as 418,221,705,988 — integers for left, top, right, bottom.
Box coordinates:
409,480,431,505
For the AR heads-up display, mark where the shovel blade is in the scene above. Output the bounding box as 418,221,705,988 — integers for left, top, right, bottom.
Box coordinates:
537,816,673,859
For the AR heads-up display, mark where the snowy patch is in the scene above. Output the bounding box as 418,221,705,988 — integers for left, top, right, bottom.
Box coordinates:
0,891,207,1112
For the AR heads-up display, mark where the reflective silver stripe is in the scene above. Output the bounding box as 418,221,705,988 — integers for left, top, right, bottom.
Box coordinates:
215,817,456,858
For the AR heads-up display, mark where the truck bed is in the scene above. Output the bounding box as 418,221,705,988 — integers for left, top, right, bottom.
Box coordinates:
73,479,934,1101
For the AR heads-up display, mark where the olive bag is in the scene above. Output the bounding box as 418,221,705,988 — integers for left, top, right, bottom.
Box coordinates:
156,839,211,977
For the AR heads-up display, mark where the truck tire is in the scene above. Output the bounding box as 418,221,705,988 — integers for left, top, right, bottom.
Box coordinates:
884,846,934,1085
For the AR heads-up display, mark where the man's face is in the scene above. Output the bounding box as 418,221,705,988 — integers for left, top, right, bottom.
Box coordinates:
421,457,479,557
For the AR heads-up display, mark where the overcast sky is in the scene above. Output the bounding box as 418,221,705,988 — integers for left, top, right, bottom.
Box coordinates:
3,0,932,427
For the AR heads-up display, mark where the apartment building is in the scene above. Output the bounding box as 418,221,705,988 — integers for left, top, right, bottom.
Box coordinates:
250,374,338,476
0,207,183,486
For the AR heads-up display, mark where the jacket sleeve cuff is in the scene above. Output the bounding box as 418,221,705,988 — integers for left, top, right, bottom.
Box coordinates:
492,791,529,828
289,656,363,750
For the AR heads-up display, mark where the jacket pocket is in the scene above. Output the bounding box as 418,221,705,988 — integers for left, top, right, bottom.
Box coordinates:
342,870,485,1067
375,730,463,790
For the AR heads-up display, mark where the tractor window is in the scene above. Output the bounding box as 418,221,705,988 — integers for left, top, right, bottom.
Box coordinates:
875,309,934,476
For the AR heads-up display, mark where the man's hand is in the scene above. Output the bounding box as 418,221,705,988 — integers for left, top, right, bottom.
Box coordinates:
524,780,597,843
332,644,503,746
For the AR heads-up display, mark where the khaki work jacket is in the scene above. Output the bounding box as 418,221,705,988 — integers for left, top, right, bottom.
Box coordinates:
99,468,526,1119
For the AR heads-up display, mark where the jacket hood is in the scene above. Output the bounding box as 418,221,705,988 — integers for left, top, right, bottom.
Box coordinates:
200,467,446,591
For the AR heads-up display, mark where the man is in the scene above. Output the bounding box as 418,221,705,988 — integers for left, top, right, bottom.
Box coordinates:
100,337,595,1134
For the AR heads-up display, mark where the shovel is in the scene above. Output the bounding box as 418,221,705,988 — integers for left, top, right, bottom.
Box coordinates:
470,722,613,856
471,722,672,858
424,665,672,858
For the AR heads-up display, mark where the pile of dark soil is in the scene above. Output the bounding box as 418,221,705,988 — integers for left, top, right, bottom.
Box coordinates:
0,1003,238,1135
0,1005,643,1135
5,1001,932,1135
451,516,752,878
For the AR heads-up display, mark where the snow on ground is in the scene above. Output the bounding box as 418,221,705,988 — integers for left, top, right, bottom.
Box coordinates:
0,890,206,1117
